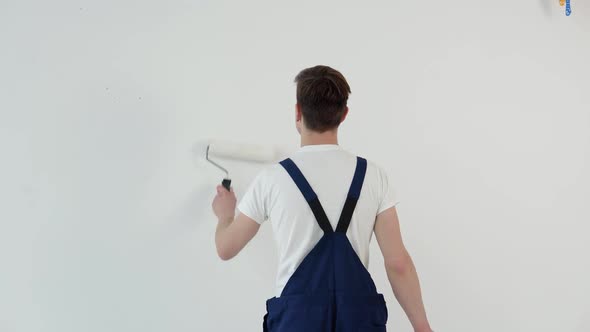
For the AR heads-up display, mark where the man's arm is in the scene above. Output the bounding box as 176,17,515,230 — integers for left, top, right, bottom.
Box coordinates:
212,185,260,260
374,206,433,332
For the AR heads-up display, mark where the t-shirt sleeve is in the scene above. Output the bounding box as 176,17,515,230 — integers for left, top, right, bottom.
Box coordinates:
237,170,269,225
377,166,400,215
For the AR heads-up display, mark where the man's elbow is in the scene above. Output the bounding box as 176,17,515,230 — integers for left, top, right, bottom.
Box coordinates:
384,252,412,276
216,244,236,261
217,251,234,261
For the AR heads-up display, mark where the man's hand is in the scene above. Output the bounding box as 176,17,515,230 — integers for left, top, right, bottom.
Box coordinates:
212,185,236,222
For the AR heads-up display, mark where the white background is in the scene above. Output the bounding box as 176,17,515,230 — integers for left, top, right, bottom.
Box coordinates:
1,1,589,331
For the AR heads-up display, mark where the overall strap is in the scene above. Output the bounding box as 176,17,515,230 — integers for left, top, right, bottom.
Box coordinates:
279,158,334,234
335,157,368,233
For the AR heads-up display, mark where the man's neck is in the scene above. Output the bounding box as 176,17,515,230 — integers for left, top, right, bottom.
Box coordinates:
300,131,339,147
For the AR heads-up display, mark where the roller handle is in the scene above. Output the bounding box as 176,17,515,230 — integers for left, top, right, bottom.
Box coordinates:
221,178,232,191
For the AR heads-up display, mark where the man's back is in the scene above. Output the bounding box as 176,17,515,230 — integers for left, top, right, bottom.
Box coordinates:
237,144,399,297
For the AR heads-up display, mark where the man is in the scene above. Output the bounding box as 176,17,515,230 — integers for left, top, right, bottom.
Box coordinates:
212,65,433,332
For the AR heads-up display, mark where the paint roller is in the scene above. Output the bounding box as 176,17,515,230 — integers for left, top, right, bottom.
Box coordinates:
199,140,276,191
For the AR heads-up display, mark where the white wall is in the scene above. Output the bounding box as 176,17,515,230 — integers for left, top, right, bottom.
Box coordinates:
1,1,589,331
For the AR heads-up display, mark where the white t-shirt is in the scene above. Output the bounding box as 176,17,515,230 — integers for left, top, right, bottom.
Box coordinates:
237,144,399,297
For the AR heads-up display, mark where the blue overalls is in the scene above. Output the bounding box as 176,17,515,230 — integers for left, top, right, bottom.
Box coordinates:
263,156,389,332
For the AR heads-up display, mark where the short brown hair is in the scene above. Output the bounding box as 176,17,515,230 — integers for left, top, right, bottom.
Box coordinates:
294,65,351,133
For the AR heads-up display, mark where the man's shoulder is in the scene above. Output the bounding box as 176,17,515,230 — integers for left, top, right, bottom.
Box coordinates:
357,157,390,188
364,158,386,173
254,163,285,181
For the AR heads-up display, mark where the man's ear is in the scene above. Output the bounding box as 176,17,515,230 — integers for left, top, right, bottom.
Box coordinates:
341,107,349,123
295,104,302,134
